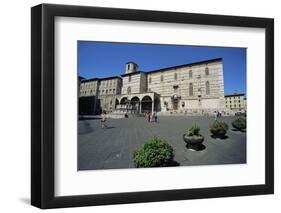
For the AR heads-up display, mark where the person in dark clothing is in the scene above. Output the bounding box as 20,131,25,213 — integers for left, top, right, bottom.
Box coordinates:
153,111,158,122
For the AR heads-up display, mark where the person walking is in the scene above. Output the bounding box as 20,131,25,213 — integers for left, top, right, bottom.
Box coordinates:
153,111,158,123
101,111,108,128
147,111,151,122
214,111,217,121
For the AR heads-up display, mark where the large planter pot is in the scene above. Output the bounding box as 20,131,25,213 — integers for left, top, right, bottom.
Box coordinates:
232,123,246,131
183,134,204,151
210,128,227,139
232,117,246,131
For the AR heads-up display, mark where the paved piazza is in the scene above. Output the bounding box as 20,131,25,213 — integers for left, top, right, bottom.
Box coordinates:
78,116,246,170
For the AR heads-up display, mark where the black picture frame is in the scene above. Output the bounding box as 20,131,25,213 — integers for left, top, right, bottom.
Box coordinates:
31,3,274,209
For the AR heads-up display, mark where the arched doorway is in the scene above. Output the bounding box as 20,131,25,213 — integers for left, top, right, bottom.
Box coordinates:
130,96,140,114
141,96,153,113
120,97,129,111
120,97,128,105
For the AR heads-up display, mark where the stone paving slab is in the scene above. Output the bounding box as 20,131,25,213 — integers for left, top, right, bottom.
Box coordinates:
78,116,246,170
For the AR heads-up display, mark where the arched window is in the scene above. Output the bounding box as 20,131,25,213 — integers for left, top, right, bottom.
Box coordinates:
189,83,193,96
189,70,192,78
206,81,210,95
127,86,131,94
205,67,209,76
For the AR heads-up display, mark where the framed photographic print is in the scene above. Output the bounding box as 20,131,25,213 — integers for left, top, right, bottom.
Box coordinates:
31,3,274,209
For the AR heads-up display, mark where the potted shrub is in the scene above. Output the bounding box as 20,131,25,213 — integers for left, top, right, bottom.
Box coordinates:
232,116,246,131
209,121,229,139
183,125,204,150
133,138,175,168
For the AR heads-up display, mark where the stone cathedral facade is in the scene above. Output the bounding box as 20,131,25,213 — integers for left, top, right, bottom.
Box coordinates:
79,58,227,115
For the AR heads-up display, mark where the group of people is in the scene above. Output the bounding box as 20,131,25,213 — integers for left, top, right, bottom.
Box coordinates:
214,111,223,121
146,111,158,123
101,110,158,128
101,110,222,128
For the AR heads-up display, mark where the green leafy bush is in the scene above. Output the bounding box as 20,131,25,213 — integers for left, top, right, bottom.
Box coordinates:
210,121,229,131
184,125,204,143
186,124,200,136
210,121,229,137
232,117,246,130
133,138,174,168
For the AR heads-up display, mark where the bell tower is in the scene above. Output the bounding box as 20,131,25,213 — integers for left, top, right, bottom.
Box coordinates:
125,62,138,74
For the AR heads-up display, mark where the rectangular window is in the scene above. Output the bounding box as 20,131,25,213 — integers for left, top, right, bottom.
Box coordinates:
189,83,193,96
189,70,192,78
205,67,209,75
161,75,164,82
205,81,210,95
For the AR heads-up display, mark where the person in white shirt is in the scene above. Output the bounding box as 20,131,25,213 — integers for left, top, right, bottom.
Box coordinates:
101,111,108,128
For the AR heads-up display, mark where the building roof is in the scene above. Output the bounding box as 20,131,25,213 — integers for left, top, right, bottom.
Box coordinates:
81,76,121,82
224,93,245,97
121,71,145,77
147,58,222,74
126,61,138,65
82,58,223,80
81,77,99,82
99,76,122,81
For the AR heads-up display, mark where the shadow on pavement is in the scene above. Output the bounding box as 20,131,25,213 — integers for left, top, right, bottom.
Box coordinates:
104,126,116,129
185,143,206,151
210,135,229,140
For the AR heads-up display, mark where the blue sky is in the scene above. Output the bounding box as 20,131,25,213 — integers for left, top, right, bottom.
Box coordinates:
78,41,246,95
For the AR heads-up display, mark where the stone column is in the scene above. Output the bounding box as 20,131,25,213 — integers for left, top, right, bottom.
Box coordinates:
139,102,142,114
152,101,154,113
